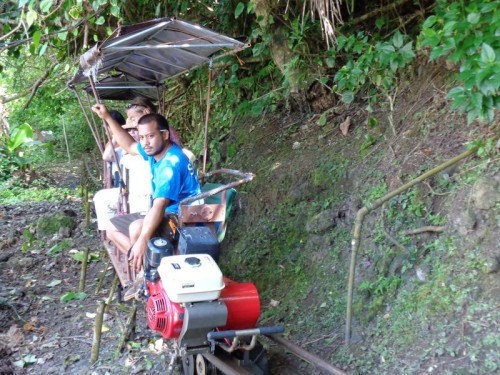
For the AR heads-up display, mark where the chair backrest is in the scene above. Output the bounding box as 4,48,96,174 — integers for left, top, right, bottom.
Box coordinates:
178,183,236,242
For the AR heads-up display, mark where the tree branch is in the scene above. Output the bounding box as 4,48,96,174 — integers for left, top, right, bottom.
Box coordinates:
0,62,56,105
351,0,413,25
0,7,105,52
0,18,24,42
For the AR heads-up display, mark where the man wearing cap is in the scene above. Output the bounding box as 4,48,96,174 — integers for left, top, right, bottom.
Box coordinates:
92,102,201,300
124,96,181,144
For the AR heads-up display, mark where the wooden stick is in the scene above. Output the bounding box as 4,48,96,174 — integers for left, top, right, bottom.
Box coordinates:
84,185,90,228
116,302,137,353
104,273,120,314
381,203,407,251
78,248,90,293
90,300,106,364
401,226,444,235
61,115,71,163
95,257,112,295
351,0,413,25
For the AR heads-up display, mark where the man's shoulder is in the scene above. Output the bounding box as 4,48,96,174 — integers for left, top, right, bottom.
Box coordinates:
169,143,184,154
165,144,190,162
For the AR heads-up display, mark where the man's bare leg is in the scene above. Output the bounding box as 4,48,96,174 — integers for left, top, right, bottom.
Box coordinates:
106,222,131,255
123,219,145,301
129,219,144,244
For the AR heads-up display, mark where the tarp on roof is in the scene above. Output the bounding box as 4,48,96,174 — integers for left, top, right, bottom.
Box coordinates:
69,17,247,99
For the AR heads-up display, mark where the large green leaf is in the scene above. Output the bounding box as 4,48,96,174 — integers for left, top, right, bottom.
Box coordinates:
7,123,33,154
235,2,245,19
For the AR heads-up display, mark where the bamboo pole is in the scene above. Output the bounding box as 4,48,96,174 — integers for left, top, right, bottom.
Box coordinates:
61,115,71,163
104,273,120,314
78,248,89,293
84,185,90,228
117,302,137,353
90,300,106,364
87,75,125,185
95,257,112,295
68,86,104,155
345,145,479,344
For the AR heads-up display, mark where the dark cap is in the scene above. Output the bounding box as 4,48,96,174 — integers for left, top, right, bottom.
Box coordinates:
108,110,126,125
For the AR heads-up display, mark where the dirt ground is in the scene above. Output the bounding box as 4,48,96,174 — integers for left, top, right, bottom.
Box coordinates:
0,169,325,375
0,197,171,374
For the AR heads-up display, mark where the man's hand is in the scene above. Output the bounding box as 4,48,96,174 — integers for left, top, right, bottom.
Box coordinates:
129,237,147,272
91,104,110,120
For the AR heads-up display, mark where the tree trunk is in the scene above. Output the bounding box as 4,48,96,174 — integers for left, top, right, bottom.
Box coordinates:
252,0,309,94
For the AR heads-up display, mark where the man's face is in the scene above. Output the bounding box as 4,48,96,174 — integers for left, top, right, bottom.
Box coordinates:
138,121,168,157
127,127,139,142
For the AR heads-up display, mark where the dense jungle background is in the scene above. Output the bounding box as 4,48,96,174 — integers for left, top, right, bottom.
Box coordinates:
0,1,498,374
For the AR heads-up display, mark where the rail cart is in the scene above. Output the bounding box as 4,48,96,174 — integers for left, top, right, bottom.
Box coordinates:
68,17,284,374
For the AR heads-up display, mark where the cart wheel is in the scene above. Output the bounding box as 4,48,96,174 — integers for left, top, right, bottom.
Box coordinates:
229,341,269,375
249,342,269,375
195,354,208,375
182,355,195,375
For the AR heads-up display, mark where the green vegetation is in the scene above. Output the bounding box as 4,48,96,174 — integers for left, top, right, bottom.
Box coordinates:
36,213,76,237
418,0,499,123
0,123,36,181
0,1,498,373
221,81,498,372
0,181,76,204
1,1,498,174
60,291,87,302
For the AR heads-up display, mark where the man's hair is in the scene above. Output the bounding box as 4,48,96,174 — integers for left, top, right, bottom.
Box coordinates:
127,96,157,113
138,113,170,132
109,110,126,125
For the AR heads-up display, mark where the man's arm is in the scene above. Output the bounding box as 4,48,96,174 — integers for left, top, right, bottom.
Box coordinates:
92,104,139,155
129,197,169,271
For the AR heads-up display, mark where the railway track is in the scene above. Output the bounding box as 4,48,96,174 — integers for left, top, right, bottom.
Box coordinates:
193,335,348,375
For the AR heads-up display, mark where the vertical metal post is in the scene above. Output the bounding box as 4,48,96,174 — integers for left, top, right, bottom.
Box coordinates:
69,86,104,155
202,59,213,175
88,76,124,184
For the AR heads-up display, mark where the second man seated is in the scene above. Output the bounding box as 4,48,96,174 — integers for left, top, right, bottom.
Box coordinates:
91,104,201,273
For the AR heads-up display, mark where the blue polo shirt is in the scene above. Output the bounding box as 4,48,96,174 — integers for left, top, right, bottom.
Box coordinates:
137,143,200,214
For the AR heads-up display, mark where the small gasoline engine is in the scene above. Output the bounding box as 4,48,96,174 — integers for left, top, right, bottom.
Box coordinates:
141,227,281,369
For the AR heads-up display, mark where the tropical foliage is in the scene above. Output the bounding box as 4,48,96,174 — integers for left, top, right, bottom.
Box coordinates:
0,0,498,174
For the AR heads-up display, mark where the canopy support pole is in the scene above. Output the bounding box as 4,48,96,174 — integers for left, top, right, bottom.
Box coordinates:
202,59,213,175
69,85,104,155
156,85,163,115
87,76,126,192
85,91,104,146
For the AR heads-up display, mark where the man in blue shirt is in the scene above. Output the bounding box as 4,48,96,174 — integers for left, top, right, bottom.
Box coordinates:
92,104,201,276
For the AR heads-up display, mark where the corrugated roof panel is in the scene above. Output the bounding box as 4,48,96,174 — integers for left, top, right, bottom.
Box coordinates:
69,17,248,100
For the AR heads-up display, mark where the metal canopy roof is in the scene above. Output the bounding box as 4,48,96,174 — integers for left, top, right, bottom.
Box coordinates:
69,17,248,99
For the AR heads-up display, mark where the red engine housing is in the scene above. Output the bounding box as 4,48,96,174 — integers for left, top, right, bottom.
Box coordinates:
146,277,260,339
